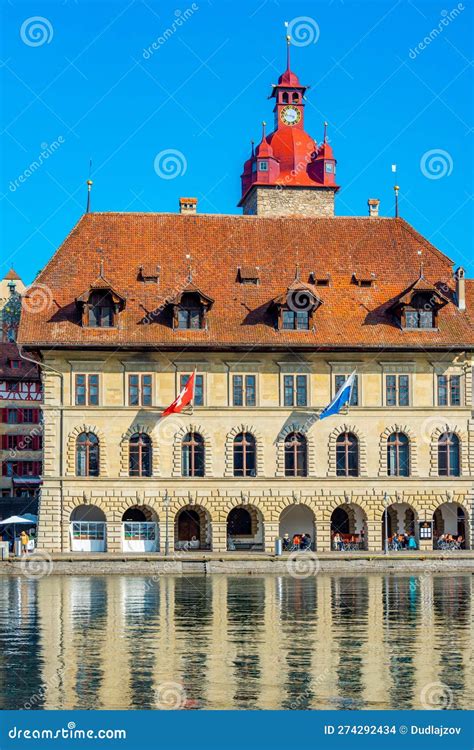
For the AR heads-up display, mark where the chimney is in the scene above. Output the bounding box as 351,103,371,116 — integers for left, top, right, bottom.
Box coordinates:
368,198,380,217
455,267,465,310
179,197,197,215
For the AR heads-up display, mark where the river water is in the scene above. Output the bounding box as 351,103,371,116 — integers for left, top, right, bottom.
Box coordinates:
0,573,472,710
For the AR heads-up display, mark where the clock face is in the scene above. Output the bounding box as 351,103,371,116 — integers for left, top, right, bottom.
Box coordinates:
280,105,301,126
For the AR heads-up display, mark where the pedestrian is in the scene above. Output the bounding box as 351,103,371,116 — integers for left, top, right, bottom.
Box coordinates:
20,529,29,555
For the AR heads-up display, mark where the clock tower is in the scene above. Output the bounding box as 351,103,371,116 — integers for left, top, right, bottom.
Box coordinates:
239,36,339,217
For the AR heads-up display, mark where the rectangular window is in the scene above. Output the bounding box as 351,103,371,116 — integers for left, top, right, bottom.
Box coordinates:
386,374,409,406
283,375,308,407
405,310,434,329
335,374,359,406
437,374,461,406
7,409,18,424
232,375,256,406
282,310,309,330
129,374,152,406
180,374,204,406
177,309,201,329
75,374,99,406
258,161,268,171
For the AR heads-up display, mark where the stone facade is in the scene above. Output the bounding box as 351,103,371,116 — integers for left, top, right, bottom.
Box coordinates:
36,350,474,553
241,185,336,216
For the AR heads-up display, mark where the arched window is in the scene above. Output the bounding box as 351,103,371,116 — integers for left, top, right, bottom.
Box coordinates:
387,432,409,476
88,291,115,328
129,433,152,477
282,92,289,103
438,432,460,476
233,432,256,477
336,432,359,476
76,432,99,477
284,432,307,476
292,92,299,102
182,432,205,477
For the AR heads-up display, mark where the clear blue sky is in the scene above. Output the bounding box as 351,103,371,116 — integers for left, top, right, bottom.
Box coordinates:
1,0,473,284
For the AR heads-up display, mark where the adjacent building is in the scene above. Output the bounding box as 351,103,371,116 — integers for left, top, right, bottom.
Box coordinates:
18,47,474,554
0,270,42,519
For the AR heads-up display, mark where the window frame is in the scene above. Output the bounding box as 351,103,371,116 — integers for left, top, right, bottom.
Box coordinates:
281,309,310,331
387,432,410,477
232,374,257,407
284,432,308,477
334,373,359,406
181,431,205,477
180,373,204,407
129,432,152,477
283,374,308,407
335,432,359,477
75,432,100,477
438,432,460,477
128,374,153,407
437,373,462,407
233,432,257,478
75,374,100,406
385,374,410,407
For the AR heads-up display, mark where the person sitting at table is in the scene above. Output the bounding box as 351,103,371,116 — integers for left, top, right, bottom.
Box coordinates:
282,533,291,551
333,532,342,551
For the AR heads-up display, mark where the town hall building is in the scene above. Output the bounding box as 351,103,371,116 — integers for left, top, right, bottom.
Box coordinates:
18,44,474,555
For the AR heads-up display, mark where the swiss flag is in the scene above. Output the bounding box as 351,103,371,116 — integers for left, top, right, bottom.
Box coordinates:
162,371,195,417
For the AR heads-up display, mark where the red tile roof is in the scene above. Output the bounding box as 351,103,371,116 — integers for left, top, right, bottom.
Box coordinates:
18,212,473,351
3,268,22,281
0,343,40,379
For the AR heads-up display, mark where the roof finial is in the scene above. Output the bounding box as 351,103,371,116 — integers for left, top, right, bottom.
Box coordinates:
261,121,267,140
251,139,255,157
294,262,300,282
99,258,104,277
86,159,93,213
394,184,400,218
323,121,328,143
284,21,291,70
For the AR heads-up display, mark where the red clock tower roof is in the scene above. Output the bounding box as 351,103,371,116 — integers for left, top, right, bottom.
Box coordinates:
239,38,339,207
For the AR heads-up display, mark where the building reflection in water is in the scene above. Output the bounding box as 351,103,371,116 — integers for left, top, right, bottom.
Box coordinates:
0,573,471,710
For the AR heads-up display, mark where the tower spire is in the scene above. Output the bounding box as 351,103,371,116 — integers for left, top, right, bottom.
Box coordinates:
323,121,328,143
285,29,291,71
86,159,93,213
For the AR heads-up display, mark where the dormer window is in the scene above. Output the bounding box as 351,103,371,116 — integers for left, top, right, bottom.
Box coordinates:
258,160,268,171
76,276,126,329
389,278,449,331
272,282,322,331
352,271,376,287
325,162,334,173
177,294,202,329
404,294,435,329
282,310,309,330
88,291,115,327
170,285,214,331
238,266,260,285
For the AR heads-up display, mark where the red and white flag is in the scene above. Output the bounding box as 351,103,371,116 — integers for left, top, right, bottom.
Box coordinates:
161,371,195,417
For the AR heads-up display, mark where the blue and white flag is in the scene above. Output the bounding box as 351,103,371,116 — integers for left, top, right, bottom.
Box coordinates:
319,371,356,421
